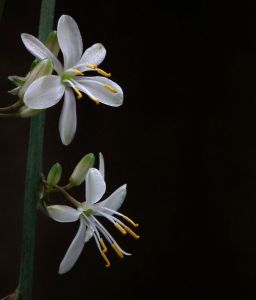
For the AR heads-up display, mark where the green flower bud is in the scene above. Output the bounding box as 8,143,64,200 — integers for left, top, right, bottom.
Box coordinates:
8,75,26,87
47,163,62,187
45,31,60,56
18,58,53,99
69,153,95,187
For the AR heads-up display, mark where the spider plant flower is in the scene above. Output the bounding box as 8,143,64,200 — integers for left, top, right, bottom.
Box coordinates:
47,155,139,274
21,15,123,145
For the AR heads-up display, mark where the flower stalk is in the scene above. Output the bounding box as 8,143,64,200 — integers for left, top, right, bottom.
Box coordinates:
17,1,55,300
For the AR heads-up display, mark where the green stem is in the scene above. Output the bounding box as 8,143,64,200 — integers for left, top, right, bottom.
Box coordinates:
0,0,6,21
18,1,56,300
0,100,23,112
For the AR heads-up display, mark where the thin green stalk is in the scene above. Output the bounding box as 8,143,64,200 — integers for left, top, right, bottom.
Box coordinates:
0,0,6,21
18,1,56,300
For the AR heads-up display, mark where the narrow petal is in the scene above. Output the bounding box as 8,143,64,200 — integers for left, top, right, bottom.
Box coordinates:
59,88,77,145
21,33,62,74
85,168,106,205
99,152,105,179
74,76,123,107
47,205,81,222
24,75,65,109
59,219,86,274
99,184,127,212
57,15,83,69
78,43,106,71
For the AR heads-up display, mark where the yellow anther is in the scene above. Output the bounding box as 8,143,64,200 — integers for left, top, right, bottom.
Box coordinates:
101,251,111,267
96,68,111,78
73,69,84,76
100,238,107,253
104,84,118,93
124,226,140,240
123,215,139,227
86,64,97,69
74,88,83,99
115,223,127,235
94,100,100,105
86,64,111,78
112,243,124,258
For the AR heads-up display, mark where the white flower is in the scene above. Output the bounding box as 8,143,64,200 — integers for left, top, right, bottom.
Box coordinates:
47,155,139,274
21,15,124,145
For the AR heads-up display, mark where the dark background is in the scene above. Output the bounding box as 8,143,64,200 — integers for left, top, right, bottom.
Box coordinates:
1,0,256,299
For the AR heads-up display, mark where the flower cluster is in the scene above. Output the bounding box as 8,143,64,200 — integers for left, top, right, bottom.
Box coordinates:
44,153,139,274
2,14,138,275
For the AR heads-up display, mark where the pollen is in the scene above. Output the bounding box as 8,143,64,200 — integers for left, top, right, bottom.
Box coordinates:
101,251,111,267
100,238,107,253
115,223,127,235
74,88,83,99
112,243,124,258
124,226,140,240
123,215,139,227
104,84,118,93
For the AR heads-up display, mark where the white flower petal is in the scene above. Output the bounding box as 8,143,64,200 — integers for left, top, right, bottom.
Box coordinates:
57,15,83,69
74,76,123,107
47,205,81,222
86,168,106,205
21,33,62,74
59,88,77,145
59,219,86,274
99,152,105,179
99,184,127,213
78,43,106,71
24,75,65,109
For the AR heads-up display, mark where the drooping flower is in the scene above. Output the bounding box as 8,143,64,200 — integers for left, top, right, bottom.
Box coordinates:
21,15,123,145
47,154,139,274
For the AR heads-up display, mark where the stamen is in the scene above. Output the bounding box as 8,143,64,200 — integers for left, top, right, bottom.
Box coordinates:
85,64,111,78
96,68,111,78
86,94,101,105
73,69,84,76
74,88,83,99
86,64,97,69
101,251,111,267
104,84,118,93
115,223,127,235
124,226,140,239
100,238,108,253
123,215,139,227
112,243,124,258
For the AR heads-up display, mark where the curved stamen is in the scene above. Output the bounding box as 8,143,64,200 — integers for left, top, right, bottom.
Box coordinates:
86,64,111,78
102,207,139,227
63,79,83,99
92,216,131,256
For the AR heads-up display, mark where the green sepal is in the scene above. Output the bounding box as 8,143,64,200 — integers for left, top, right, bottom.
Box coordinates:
69,153,95,187
45,31,60,56
47,163,62,187
18,58,53,98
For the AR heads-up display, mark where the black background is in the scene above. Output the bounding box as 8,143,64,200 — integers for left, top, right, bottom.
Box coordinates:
1,0,256,299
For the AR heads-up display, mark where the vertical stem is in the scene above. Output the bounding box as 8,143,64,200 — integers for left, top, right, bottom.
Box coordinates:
0,0,6,21
18,1,56,300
